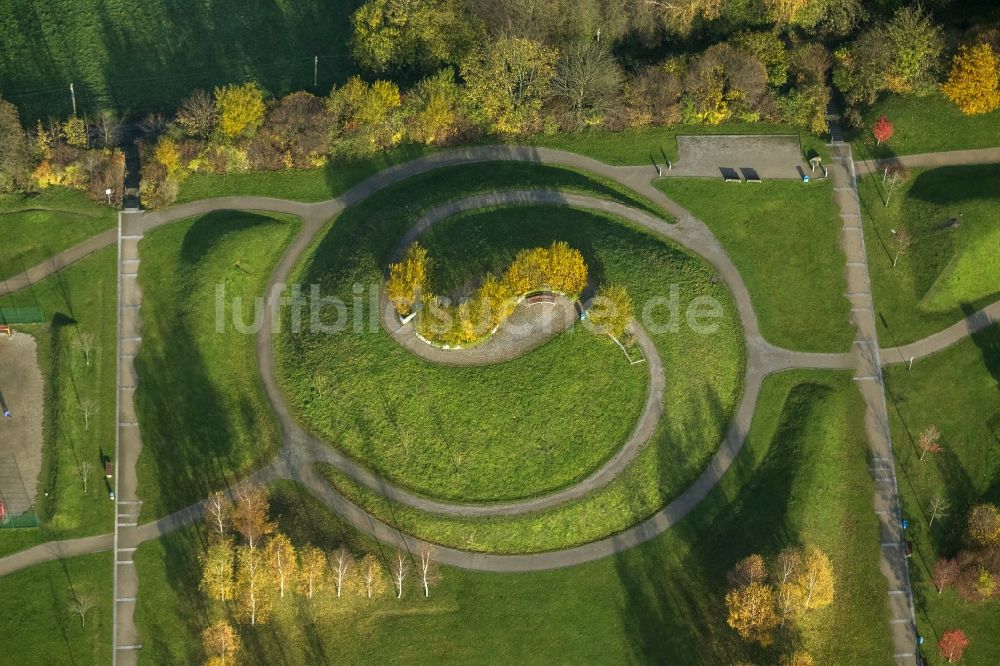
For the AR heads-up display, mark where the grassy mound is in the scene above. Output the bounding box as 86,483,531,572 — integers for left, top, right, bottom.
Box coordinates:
657,178,853,352
0,187,115,280
134,370,890,664
134,211,298,519
852,93,1000,159
859,164,1000,344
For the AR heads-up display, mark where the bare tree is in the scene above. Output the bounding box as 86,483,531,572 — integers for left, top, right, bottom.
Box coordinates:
77,461,94,494
332,546,355,599
91,109,124,147
79,398,98,430
392,551,408,599
204,491,232,541
419,543,440,597
176,90,217,139
75,332,96,367
138,112,167,140
69,594,96,628
918,425,942,461
929,494,951,527
550,41,623,129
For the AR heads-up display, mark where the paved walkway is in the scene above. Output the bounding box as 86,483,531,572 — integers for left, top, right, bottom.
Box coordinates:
113,212,146,665
830,142,918,666
881,299,1000,365
855,146,1000,175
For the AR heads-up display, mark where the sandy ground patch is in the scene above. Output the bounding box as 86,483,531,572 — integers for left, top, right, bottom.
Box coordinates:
0,331,43,516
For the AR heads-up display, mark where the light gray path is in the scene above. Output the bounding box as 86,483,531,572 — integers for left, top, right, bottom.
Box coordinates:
0,228,116,297
855,147,1000,175
881,299,1000,365
830,142,918,666
113,212,146,665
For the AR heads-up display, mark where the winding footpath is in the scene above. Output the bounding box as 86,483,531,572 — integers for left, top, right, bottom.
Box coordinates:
0,144,996,665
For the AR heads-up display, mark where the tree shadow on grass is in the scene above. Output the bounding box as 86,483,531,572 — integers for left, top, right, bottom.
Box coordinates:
134,212,284,516
615,380,834,664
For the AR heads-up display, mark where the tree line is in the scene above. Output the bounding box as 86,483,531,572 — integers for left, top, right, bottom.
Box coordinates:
197,484,440,666
0,2,997,207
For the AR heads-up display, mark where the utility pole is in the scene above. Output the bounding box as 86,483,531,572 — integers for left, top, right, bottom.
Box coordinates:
70,82,77,116
314,56,318,89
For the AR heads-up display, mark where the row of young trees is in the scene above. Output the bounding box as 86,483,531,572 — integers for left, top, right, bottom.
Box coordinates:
196,485,441,663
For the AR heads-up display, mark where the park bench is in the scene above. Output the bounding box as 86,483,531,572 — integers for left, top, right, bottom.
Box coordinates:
525,292,556,305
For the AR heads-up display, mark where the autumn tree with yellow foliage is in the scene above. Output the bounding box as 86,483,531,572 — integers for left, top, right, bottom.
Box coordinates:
202,620,241,666
942,44,1000,115
214,82,266,141
200,539,236,602
587,284,634,341
387,242,430,316
235,544,272,626
726,582,780,646
726,546,835,646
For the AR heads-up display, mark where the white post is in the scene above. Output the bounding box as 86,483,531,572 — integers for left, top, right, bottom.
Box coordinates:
70,83,77,116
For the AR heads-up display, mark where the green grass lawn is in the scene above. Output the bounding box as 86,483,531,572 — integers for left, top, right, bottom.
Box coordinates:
0,0,359,121
133,211,298,520
279,163,743,512
0,552,113,664
850,93,1000,160
0,248,116,554
656,178,853,352
0,187,116,280
134,370,890,664
858,164,1000,345
884,326,1000,665
530,122,829,165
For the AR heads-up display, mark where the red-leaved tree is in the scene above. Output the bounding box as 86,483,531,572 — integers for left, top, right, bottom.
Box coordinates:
872,115,894,145
939,629,970,663
933,558,959,594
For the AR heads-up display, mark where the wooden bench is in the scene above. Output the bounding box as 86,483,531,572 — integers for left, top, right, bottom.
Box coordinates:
525,292,556,305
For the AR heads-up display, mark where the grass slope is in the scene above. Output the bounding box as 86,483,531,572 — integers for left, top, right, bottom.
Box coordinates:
0,248,116,554
884,326,1000,665
279,166,742,513
0,552,113,664
859,164,1000,345
852,93,1000,159
0,187,115,280
133,211,298,520
176,159,670,217
657,177,853,352
0,0,359,120
134,370,890,665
